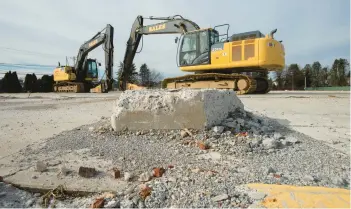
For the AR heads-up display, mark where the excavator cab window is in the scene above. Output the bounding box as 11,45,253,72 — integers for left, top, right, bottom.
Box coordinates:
179,29,213,67
86,60,98,79
210,29,220,45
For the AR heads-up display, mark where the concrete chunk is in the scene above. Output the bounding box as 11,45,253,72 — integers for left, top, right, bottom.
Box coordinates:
36,161,47,172
111,89,244,131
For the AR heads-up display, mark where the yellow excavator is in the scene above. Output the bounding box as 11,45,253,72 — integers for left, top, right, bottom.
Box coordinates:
119,15,285,94
53,24,114,93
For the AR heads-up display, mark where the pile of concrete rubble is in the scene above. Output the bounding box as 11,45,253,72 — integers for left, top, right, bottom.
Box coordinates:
0,89,349,208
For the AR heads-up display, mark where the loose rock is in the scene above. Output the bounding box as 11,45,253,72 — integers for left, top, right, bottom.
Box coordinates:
223,121,236,128
332,177,349,187
197,141,209,150
124,172,132,181
59,165,70,176
303,175,316,182
78,166,97,178
104,200,119,208
180,130,188,138
286,136,300,144
262,138,279,149
120,199,134,208
139,172,152,182
248,138,261,148
25,199,35,207
265,167,276,175
36,161,47,172
112,167,121,179
212,126,225,134
273,132,284,140
152,167,165,177
211,194,229,202
91,198,104,208
248,192,266,200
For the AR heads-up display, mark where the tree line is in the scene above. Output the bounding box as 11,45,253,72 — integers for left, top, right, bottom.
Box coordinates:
0,71,54,93
116,62,164,88
271,58,350,90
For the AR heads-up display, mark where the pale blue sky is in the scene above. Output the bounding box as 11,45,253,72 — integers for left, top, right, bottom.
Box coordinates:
0,0,349,78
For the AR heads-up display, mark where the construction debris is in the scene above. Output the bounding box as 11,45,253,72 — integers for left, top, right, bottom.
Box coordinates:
97,192,116,199
111,89,244,131
1,89,350,208
41,185,67,208
35,161,47,172
197,141,209,150
152,167,165,177
104,200,119,208
139,185,152,200
180,130,189,138
78,166,97,178
111,167,121,179
59,165,70,176
124,172,132,181
91,197,104,208
138,172,152,182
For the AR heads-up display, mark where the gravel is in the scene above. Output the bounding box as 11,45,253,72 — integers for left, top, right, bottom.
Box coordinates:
0,182,37,208
2,108,350,208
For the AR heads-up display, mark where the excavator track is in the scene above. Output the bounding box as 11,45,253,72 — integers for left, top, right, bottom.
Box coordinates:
162,73,259,95
252,76,272,94
53,82,85,93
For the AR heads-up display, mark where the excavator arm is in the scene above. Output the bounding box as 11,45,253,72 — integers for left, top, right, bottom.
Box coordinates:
75,24,114,91
119,15,200,90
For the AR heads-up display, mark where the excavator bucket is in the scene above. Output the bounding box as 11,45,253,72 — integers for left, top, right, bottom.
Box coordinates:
126,83,146,90
90,83,107,93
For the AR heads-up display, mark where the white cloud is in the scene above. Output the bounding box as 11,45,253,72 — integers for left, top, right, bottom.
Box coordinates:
0,0,349,78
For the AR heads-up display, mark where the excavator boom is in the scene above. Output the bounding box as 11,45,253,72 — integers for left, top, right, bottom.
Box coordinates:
120,15,200,90
53,24,114,93
75,24,114,91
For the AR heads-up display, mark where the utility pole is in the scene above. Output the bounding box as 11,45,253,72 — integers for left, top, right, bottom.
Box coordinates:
72,56,76,65
291,70,294,90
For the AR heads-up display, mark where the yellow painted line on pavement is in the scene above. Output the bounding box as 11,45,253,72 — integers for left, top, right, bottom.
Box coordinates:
248,183,350,208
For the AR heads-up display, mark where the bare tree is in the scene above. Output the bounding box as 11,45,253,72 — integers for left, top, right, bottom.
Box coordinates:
148,69,164,87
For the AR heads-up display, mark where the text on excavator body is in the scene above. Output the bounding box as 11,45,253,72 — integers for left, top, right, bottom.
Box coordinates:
88,39,98,47
148,24,166,32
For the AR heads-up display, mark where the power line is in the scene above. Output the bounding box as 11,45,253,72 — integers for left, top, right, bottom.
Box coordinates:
0,72,49,75
0,62,56,68
0,46,62,57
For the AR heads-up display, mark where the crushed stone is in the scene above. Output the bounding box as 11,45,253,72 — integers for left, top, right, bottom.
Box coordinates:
1,108,350,208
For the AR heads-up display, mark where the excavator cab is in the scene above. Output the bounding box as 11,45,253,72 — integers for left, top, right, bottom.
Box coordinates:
178,29,220,67
84,58,99,81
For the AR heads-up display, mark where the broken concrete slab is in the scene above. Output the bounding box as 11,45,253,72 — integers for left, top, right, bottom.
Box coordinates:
78,167,97,178
1,150,129,194
111,89,244,131
3,168,129,193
